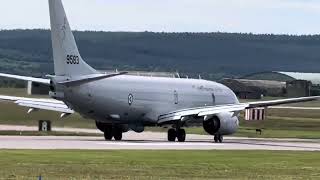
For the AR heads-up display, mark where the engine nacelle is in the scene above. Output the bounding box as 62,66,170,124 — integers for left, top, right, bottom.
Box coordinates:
203,112,239,135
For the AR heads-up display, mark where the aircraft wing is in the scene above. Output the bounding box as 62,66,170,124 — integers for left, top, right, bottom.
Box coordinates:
269,106,320,110
158,96,320,124
0,73,50,85
0,95,74,114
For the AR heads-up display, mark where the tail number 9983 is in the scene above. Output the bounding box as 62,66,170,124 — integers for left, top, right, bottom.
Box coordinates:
66,55,80,64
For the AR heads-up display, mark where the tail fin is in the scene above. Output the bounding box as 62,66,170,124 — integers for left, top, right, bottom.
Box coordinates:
48,0,97,77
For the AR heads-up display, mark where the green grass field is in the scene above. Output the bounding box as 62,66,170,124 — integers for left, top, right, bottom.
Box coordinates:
0,150,319,180
1,88,320,139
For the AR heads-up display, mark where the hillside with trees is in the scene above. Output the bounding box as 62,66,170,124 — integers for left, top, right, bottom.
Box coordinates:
1,29,320,80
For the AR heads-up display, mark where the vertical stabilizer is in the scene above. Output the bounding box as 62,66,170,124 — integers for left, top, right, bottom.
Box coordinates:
49,0,97,77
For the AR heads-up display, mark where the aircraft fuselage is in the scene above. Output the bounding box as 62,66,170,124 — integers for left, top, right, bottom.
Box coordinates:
62,75,239,125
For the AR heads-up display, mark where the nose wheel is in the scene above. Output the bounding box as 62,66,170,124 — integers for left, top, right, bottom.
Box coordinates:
167,128,186,142
214,135,223,143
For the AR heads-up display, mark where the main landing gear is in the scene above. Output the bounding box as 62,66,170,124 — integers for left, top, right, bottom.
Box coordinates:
103,125,123,141
96,122,123,141
214,134,223,143
167,128,186,142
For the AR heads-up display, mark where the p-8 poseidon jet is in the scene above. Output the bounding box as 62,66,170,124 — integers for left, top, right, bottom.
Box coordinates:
0,0,318,142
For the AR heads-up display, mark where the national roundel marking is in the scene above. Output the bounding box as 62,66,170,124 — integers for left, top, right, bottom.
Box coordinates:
128,94,134,106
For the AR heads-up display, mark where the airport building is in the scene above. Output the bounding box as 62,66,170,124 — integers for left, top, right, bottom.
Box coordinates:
220,78,285,99
243,71,320,97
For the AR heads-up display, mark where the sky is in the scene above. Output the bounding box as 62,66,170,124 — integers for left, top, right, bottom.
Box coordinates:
1,0,320,35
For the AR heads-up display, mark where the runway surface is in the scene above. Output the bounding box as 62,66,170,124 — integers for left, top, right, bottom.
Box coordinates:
0,132,319,151
0,125,319,151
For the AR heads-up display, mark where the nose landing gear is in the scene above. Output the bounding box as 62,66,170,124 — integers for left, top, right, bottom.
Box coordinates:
214,134,223,143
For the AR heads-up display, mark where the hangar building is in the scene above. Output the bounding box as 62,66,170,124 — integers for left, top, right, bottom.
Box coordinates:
243,71,320,97
220,78,285,99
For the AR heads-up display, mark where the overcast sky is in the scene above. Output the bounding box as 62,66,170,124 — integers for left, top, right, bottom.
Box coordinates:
1,0,320,35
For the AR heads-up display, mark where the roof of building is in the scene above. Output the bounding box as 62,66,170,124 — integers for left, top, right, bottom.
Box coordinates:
243,71,320,85
220,79,255,93
275,72,320,85
236,78,286,89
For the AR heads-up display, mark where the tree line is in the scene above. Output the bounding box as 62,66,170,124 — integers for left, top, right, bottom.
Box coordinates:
0,29,320,83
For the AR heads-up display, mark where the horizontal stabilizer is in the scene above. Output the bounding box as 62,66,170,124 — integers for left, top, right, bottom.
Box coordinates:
58,72,128,86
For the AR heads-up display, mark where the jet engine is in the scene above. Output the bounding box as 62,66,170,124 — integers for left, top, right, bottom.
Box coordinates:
203,112,239,135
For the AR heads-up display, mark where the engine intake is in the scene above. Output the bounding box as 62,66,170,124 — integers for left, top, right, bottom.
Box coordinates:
203,116,221,135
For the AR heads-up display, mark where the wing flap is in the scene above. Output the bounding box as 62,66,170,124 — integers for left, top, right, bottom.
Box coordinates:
198,104,248,116
17,102,74,114
269,106,320,110
0,73,50,85
0,95,73,114
248,96,320,108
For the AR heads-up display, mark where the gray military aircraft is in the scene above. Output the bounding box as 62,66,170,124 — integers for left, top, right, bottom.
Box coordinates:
0,0,318,142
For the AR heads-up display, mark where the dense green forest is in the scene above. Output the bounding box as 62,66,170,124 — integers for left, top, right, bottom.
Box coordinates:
1,29,320,80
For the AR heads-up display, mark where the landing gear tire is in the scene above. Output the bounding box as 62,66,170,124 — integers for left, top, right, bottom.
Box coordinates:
218,135,223,143
96,121,105,132
214,135,218,143
168,129,176,142
177,129,186,142
104,125,123,141
104,126,113,141
214,135,223,143
113,127,123,141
